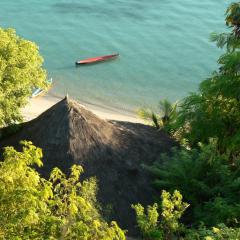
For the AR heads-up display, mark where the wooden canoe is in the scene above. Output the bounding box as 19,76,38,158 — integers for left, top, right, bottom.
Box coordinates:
75,53,119,65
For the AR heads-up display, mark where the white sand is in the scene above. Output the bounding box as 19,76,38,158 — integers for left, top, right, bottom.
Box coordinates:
22,93,144,124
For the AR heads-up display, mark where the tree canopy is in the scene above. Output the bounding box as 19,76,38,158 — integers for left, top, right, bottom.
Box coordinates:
135,2,240,239
0,28,47,126
174,3,240,157
0,141,126,239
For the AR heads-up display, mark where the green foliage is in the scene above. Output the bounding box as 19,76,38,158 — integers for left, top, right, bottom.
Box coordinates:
138,109,160,129
132,203,162,239
138,99,178,132
210,2,240,52
226,2,240,38
185,224,240,240
140,2,240,239
173,2,240,157
133,189,240,240
147,143,240,227
176,70,240,155
132,190,189,240
161,190,189,235
0,27,47,126
0,142,126,239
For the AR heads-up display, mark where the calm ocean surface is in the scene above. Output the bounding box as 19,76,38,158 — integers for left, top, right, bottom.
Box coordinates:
0,0,231,113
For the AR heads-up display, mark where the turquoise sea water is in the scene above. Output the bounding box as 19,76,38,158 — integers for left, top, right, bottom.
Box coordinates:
0,0,231,113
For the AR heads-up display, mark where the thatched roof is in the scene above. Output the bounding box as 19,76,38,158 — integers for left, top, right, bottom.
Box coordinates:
0,97,176,235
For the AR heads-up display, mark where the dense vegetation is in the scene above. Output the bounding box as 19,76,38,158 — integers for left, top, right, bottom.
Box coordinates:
1,2,240,240
0,141,125,239
134,2,240,239
132,190,189,239
133,190,240,240
148,143,240,227
0,28,47,126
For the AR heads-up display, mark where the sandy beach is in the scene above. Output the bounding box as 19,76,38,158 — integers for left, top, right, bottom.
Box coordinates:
22,93,144,124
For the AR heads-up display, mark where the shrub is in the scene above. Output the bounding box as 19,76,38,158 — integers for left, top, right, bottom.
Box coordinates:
185,224,240,240
0,141,126,239
132,190,189,240
146,143,240,227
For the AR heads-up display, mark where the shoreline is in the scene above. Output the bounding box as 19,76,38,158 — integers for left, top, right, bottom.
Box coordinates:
21,92,144,124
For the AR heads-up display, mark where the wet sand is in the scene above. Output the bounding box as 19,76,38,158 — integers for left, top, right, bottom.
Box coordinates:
22,93,144,124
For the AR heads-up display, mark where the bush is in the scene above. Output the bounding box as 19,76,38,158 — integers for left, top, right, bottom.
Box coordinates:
0,141,126,239
185,224,240,240
132,190,240,240
146,142,240,227
132,190,189,240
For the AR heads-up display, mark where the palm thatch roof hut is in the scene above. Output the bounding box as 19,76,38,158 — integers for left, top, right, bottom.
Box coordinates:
0,97,176,235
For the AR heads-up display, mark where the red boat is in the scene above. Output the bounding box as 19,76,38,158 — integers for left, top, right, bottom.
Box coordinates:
75,53,119,65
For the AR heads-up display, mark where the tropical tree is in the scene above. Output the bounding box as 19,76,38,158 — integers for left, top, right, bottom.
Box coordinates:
0,141,126,239
138,99,177,132
0,27,47,126
175,2,240,157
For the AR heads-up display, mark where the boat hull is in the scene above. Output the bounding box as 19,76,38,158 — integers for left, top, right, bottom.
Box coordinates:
31,78,53,98
75,53,119,65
